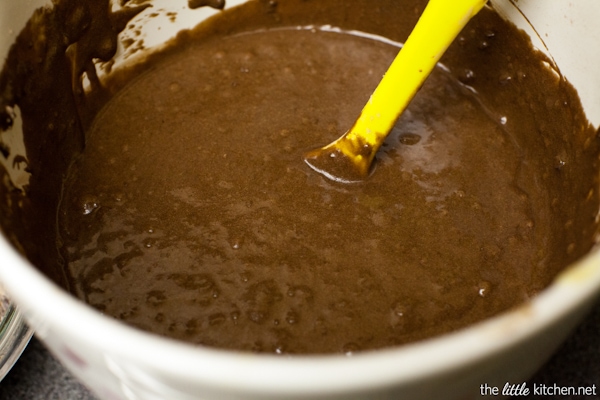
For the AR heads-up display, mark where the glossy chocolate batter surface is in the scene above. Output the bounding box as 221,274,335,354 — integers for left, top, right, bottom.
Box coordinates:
57,24,596,353
0,0,598,355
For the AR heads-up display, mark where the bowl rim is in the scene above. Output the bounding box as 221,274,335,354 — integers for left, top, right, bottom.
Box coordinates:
0,232,599,394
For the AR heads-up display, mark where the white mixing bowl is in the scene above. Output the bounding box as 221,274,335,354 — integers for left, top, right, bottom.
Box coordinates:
0,1,599,399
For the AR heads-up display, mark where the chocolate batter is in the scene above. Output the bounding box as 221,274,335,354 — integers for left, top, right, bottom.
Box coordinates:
1,0,599,355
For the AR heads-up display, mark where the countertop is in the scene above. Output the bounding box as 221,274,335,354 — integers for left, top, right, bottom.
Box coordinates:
1,300,599,400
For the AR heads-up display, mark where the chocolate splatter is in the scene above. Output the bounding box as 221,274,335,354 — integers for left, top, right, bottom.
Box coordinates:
0,0,149,286
67,1,150,96
189,0,226,10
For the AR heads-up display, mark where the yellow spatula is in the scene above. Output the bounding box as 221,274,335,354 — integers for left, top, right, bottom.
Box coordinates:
304,0,488,182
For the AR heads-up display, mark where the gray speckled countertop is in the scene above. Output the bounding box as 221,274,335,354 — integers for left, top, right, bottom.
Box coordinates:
1,300,599,400
0,337,94,400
